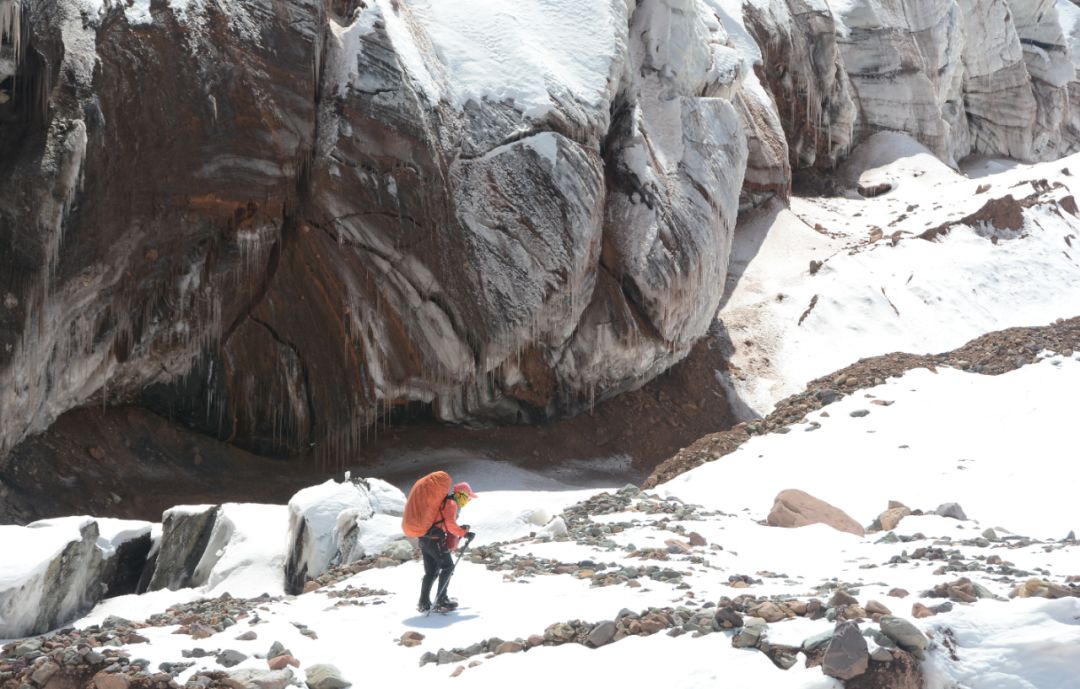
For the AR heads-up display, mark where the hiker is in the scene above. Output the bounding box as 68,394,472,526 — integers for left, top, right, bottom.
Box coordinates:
401,471,478,613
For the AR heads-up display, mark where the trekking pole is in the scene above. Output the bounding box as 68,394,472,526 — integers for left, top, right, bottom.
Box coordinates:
428,532,475,616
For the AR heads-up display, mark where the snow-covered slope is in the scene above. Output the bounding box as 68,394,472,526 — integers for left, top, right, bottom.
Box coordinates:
718,132,1080,417
3,356,1078,689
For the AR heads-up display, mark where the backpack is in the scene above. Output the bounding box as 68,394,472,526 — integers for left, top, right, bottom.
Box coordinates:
401,471,453,537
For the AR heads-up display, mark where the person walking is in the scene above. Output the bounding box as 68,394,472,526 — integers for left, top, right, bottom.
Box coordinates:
402,472,478,613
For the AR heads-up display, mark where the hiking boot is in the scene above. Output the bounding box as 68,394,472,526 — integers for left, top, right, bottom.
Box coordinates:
417,600,432,613
435,597,458,610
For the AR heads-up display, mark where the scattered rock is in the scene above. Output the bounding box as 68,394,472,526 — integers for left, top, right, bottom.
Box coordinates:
267,655,299,671
879,616,929,659
494,641,524,655
935,503,967,521
223,669,294,689
586,621,617,648
217,651,248,668
822,621,869,680
304,665,350,689
399,632,425,648
766,489,865,537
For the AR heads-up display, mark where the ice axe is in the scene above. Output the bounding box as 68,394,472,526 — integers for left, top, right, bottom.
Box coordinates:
428,531,475,616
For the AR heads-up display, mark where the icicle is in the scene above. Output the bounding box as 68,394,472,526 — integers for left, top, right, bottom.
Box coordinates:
0,0,22,63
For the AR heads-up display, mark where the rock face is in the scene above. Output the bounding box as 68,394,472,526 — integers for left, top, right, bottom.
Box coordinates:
766,489,865,536
1,0,1078,466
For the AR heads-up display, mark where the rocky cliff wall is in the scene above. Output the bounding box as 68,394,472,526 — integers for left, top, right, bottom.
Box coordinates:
0,0,1077,462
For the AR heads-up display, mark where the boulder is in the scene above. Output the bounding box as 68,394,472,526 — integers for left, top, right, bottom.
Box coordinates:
586,621,617,647
223,669,294,689
0,518,104,637
879,616,930,658
147,506,221,591
304,665,350,689
284,477,409,592
823,620,869,680
935,503,968,520
767,489,865,536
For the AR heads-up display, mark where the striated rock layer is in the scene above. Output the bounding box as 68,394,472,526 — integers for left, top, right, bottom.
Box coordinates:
0,0,1078,465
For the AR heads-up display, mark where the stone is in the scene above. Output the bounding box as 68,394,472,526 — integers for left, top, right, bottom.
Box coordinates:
688,532,707,547
935,503,968,521
399,632,424,648
30,661,59,686
822,621,869,680
877,506,912,531
865,600,892,616
217,650,248,668
223,670,295,689
714,607,744,629
749,601,790,623
829,590,859,607
586,621,617,648
766,489,865,536
235,632,257,641
93,673,131,689
911,603,935,619
380,540,414,563
267,656,298,671
304,665,350,689
267,643,287,660
888,588,909,599
494,641,524,655
879,616,930,657
732,617,767,649
436,650,466,665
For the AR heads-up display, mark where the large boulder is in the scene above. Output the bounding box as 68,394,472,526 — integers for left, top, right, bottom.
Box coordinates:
0,516,153,636
147,505,221,592
284,477,406,593
767,488,865,536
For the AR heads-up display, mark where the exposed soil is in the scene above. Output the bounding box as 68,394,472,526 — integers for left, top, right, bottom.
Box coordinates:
643,316,1080,488
0,331,736,524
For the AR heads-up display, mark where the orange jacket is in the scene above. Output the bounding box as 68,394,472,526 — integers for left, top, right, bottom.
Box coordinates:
438,497,466,549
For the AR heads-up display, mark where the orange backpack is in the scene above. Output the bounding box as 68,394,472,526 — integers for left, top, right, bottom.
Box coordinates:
401,471,453,537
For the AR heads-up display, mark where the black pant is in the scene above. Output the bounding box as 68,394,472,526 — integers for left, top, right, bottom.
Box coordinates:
418,528,454,605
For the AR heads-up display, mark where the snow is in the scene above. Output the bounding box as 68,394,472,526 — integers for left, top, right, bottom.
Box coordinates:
5,350,1079,686
94,518,153,557
0,518,89,588
287,480,374,583
661,356,1080,538
198,504,287,597
407,0,624,117
719,132,1080,417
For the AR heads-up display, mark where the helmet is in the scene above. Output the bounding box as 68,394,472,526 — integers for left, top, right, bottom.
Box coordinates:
453,482,478,500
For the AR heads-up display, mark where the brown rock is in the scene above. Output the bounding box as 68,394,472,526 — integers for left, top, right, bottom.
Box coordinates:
786,600,808,616
87,446,106,461
888,588,909,598
865,600,892,616
302,581,320,594
845,649,924,689
911,603,935,619
494,642,523,655
829,590,859,607
688,532,707,547
94,673,131,689
877,506,911,531
766,489,864,536
450,666,464,678
526,635,544,648
235,631,258,641
749,601,791,623
267,655,299,670
399,632,424,648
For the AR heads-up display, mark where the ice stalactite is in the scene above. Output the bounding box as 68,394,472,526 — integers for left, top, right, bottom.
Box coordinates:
0,0,20,60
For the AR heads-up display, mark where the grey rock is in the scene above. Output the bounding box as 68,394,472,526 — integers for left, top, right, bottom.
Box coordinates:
879,616,930,656
870,646,894,662
435,650,466,666
733,617,767,649
587,621,617,647
303,665,350,689
148,506,221,592
802,629,834,653
935,503,968,520
822,621,868,680
223,669,294,689
216,650,248,668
